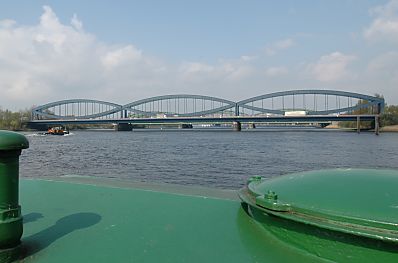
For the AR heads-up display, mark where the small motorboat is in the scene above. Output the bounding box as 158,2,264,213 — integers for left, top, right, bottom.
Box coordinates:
45,126,69,135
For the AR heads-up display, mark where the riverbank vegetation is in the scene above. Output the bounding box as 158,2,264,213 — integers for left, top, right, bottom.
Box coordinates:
0,108,31,130
338,95,398,130
381,105,398,126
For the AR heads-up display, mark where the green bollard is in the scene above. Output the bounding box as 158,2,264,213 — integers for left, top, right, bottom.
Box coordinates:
0,131,29,263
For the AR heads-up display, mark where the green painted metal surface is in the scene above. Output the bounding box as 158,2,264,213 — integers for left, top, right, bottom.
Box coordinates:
0,131,29,151
18,179,326,263
0,131,29,263
239,169,398,262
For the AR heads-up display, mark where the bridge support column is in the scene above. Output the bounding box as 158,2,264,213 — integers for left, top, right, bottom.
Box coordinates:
235,104,240,116
356,116,360,134
115,123,132,131
248,123,256,129
232,121,241,132
120,110,128,119
375,115,380,135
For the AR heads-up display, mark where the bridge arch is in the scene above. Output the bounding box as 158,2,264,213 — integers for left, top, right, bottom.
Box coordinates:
237,90,384,115
122,94,236,117
32,99,123,119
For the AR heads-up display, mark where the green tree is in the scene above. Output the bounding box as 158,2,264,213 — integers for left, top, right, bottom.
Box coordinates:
0,108,32,130
338,99,375,129
381,105,398,126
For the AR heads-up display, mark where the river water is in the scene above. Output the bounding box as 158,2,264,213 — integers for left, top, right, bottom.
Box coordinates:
20,129,398,189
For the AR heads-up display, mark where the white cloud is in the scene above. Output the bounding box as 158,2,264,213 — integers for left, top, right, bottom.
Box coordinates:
265,38,294,56
40,5,61,30
179,57,255,83
265,67,288,77
224,64,254,81
0,6,98,104
71,14,83,31
240,55,256,61
306,52,356,82
179,62,215,74
1,5,397,109
0,6,262,109
101,45,143,70
0,19,16,28
364,0,398,42
0,6,172,109
275,39,294,49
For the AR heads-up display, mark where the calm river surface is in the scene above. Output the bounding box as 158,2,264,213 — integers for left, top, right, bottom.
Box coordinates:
20,129,398,189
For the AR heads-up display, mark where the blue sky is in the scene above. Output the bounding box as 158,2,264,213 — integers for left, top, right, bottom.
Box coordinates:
0,0,380,60
0,0,397,109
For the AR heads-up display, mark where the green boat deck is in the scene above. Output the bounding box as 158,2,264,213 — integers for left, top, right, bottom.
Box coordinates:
19,177,322,263
2,130,398,262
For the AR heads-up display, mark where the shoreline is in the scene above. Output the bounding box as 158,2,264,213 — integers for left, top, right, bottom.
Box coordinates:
380,125,398,132
324,124,398,132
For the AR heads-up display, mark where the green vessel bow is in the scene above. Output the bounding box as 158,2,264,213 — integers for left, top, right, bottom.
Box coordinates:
2,131,398,262
239,169,398,262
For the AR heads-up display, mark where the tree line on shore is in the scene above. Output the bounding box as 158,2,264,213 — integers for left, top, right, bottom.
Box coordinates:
0,108,31,131
381,105,398,126
1,104,398,131
338,97,398,129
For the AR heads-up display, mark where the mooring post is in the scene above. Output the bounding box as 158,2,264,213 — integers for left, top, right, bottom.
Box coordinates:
375,115,380,135
0,131,29,263
356,116,360,134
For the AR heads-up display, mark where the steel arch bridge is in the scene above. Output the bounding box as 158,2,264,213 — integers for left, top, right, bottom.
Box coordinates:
31,90,384,121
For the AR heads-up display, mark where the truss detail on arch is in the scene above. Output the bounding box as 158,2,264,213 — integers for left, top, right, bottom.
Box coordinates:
237,90,384,116
32,99,123,120
122,94,236,117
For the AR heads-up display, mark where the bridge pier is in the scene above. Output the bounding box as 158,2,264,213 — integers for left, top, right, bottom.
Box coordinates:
178,124,193,129
115,123,132,131
375,115,380,135
356,116,360,134
232,121,241,132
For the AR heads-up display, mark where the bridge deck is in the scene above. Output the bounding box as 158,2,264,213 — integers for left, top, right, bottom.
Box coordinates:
29,115,378,125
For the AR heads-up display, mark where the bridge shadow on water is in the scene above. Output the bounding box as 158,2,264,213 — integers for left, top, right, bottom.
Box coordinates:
21,212,101,259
